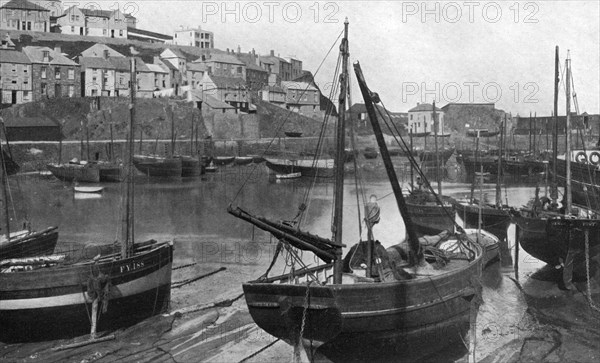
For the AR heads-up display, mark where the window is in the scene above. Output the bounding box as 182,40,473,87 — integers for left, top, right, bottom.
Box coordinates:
119,30,123,36
68,85,75,97
55,67,61,79
23,91,30,101
42,51,49,62
11,80,17,84
41,66,47,79
27,22,31,30
237,67,242,74
41,83,47,95
68,68,74,80
71,26,75,32
103,29,107,35
216,63,220,69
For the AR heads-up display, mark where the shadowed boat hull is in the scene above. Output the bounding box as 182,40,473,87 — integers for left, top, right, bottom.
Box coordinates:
454,202,511,242
0,227,59,260
46,164,100,183
133,155,182,177
243,245,482,362
180,156,202,177
0,242,173,342
265,158,334,178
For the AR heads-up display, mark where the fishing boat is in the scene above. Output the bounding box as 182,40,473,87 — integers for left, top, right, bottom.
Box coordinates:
249,154,266,164
418,146,455,167
285,131,303,138
454,119,512,244
275,172,301,179
47,160,100,183
213,156,235,166
466,129,500,138
0,128,58,260
234,156,254,166
265,158,334,178
230,24,484,361
133,154,182,177
179,113,203,177
406,101,457,236
511,48,599,286
0,57,173,343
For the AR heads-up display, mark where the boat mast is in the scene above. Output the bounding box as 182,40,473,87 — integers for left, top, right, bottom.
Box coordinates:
354,62,423,265
433,101,441,195
495,116,505,207
565,52,572,214
0,137,10,240
121,56,136,259
332,18,349,284
551,46,559,205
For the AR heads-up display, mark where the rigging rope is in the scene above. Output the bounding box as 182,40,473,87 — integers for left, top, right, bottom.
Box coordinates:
229,29,344,207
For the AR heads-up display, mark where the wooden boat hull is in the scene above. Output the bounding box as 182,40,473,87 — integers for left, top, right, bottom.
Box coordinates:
0,227,59,260
454,202,511,242
133,155,182,177
243,245,483,362
46,164,100,183
461,156,498,175
0,242,173,342
418,148,454,166
285,132,303,138
234,157,254,166
213,156,235,166
180,156,202,177
265,158,334,178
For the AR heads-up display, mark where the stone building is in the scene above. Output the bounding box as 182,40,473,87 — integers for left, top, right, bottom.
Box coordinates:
0,0,51,32
281,81,320,116
0,47,32,105
173,26,214,48
59,6,135,38
408,103,444,135
22,46,80,100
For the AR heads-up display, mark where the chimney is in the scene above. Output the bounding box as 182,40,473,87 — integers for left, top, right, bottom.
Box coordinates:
54,46,61,55
237,45,241,55
270,50,274,56
252,48,256,57
103,49,109,59
226,48,229,53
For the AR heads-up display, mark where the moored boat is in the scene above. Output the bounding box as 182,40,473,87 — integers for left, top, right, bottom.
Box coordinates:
0,227,59,261
47,162,100,183
265,158,334,178
234,156,253,166
213,156,235,166
133,155,182,177
180,155,202,177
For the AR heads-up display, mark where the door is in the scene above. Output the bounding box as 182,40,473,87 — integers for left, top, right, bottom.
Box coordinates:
80,27,84,35
111,30,114,38
11,91,17,104
54,84,61,97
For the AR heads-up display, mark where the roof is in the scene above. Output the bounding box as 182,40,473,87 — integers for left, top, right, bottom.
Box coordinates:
236,54,267,72
80,43,125,58
263,85,285,93
441,102,495,110
203,95,235,109
0,49,31,64
146,63,168,73
201,52,244,65
281,81,318,91
22,46,78,66
261,55,290,64
161,59,178,71
79,57,115,69
207,75,246,88
80,8,112,18
187,62,206,72
107,56,130,71
127,27,172,40
4,116,60,128
1,0,50,11
408,103,442,112
161,48,185,58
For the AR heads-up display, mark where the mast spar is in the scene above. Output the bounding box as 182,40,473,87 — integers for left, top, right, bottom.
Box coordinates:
565,52,572,214
551,46,559,204
121,56,136,259
332,18,349,284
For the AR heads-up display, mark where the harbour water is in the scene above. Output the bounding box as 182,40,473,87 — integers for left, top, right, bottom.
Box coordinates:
2,160,599,362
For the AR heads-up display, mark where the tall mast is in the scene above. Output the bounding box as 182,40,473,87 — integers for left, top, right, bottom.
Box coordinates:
495,116,505,207
565,52,572,214
121,56,136,259
551,46,559,204
354,62,423,265
433,101,441,195
332,18,349,284
0,136,10,240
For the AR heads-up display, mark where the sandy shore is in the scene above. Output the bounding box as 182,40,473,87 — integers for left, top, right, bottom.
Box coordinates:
1,237,598,363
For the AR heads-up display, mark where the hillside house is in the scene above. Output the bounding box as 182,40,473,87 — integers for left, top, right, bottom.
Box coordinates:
408,103,445,135
0,48,32,105
22,46,80,100
0,0,51,32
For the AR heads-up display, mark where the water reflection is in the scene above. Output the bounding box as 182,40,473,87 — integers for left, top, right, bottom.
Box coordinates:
8,163,599,361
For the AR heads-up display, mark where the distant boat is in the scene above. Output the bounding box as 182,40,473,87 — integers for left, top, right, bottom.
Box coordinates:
248,155,265,164
0,227,59,261
133,155,182,177
363,147,378,159
47,161,100,183
466,129,500,138
234,156,253,166
213,156,235,166
284,131,302,138
275,172,301,179
74,186,103,193
265,158,334,178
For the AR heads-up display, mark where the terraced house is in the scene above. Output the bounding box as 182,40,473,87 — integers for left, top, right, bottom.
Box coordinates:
0,0,51,32
59,6,135,38
0,46,32,105
22,46,80,100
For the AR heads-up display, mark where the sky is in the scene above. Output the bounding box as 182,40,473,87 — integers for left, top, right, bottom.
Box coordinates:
89,1,598,115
